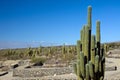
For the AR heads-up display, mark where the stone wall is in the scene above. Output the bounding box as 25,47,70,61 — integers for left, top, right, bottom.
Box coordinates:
13,67,74,77
12,74,77,80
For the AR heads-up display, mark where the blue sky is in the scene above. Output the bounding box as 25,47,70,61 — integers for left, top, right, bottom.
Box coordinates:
0,0,120,48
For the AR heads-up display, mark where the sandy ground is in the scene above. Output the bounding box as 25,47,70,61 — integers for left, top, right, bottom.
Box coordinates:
0,71,13,80
104,58,120,80
0,58,120,80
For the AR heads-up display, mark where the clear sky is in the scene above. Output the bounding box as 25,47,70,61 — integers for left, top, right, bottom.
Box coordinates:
0,0,120,48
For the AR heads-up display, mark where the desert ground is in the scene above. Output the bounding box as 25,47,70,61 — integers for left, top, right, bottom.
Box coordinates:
0,58,120,80
0,49,120,80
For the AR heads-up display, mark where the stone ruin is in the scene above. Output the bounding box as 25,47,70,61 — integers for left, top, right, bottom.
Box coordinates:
0,60,76,80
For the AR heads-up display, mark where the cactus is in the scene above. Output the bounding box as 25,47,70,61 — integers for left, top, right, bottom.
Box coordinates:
47,47,51,57
86,63,89,80
38,46,42,55
62,43,66,55
77,60,82,80
27,47,33,57
67,46,70,54
77,40,81,59
74,6,105,80
80,52,85,78
96,21,101,56
104,44,109,53
73,63,77,75
82,26,86,53
62,43,66,58
88,6,92,29
95,55,99,73
85,25,89,62
96,21,100,43
80,30,83,45
91,35,95,64
100,76,104,80
32,49,38,58
89,61,94,79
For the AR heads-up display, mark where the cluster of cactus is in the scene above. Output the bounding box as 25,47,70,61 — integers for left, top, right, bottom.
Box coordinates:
7,49,13,55
26,47,41,58
73,6,105,80
69,46,77,54
62,44,76,55
47,47,52,57
61,44,75,61
32,49,39,58
26,47,33,57
38,46,42,55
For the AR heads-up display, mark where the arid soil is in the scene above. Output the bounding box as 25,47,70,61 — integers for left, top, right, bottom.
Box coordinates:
1,53,120,80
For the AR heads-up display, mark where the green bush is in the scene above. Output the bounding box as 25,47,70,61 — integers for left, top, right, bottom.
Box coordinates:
31,57,46,64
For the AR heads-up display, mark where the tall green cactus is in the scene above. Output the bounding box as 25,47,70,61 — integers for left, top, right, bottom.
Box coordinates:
86,63,89,80
77,40,81,59
82,26,86,53
77,60,82,80
96,21,100,43
73,6,105,80
88,6,92,29
96,21,101,56
80,52,85,78
91,35,95,64
89,61,94,79
85,25,89,62
95,55,99,73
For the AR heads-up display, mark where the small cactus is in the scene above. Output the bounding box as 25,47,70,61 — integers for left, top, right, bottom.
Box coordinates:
62,43,66,55
73,63,77,75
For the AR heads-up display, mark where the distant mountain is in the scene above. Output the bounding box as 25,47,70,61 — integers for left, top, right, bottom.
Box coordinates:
0,41,63,49
1,41,120,49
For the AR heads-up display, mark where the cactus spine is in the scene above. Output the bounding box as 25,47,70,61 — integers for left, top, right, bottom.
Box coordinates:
73,6,105,80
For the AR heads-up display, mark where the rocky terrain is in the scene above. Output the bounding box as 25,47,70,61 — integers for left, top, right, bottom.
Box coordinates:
0,49,120,80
